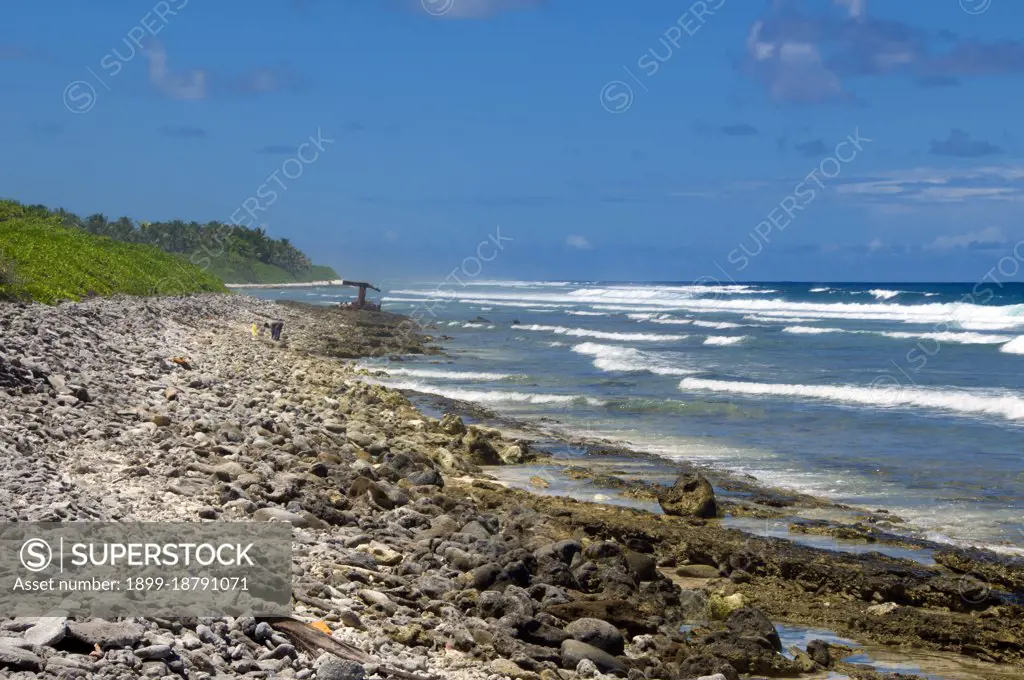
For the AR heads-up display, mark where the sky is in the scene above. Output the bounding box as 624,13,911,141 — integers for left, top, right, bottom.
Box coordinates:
3,0,1024,282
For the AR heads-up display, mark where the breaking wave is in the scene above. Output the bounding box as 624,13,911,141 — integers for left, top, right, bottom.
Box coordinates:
571,342,695,376
693,320,745,329
367,379,604,406
703,336,748,346
679,378,1024,421
364,366,517,382
520,324,687,342
782,326,1014,344
1000,336,1024,354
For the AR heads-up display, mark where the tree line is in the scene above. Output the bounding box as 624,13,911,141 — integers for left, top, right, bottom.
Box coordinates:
14,203,314,275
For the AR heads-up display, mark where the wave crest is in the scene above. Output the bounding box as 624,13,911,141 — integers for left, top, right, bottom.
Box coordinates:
679,377,1024,421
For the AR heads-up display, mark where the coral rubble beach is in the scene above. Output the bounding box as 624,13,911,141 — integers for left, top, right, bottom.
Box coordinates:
0,294,1021,679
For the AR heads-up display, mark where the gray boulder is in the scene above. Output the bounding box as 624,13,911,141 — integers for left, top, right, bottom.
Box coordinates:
726,607,782,651
23,618,67,647
0,643,42,672
565,618,624,655
67,620,146,650
560,639,625,675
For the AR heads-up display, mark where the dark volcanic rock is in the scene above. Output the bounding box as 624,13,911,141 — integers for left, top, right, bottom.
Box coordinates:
407,468,444,487
695,629,797,677
547,600,659,635
726,607,782,651
677,653,739,680
658,473,717,518
560,639,625,675
517,618,571,647
536,539,582,565
624,550,657,581
564,617,625,655
806,639,832,668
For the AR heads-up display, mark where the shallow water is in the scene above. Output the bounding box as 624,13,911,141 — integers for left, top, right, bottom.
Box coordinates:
487,462,662,513
722,516,937,565
776,623,1022,680
246,281,1024,553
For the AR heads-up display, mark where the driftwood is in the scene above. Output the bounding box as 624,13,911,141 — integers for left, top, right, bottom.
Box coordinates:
258,617,437,680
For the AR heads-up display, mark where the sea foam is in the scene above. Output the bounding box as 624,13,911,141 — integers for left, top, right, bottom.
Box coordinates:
679,377,1024,421
520,324,687,342
367,366,515,381
367,379,604,406
572,342,695,376
703,336,748,346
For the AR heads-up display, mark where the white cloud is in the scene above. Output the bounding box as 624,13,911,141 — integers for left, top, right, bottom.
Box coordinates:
928,226,1006,250
145,42,206,100
868,238,883,252
743,14,843,103
565,235,592,250
915,187,1018,202
834,165,1024,204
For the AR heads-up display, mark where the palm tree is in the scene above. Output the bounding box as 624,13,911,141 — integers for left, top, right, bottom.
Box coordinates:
85,213,108,235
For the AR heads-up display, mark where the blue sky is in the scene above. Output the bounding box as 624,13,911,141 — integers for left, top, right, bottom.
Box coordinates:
3,0,1024,282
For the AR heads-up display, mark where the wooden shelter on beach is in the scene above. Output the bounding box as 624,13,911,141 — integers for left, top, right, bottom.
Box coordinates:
339,280,381,310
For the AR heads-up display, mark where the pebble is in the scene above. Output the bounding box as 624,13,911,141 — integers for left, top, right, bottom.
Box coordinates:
135,644,174,660
315,654,366,680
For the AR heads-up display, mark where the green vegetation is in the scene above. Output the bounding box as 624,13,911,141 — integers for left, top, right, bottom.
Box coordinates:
48,207,338,284
0,200,226,304
0,197,338,302
203,256,339,285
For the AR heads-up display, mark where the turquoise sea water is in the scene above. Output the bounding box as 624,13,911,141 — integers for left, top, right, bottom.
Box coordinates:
247,281,1024,553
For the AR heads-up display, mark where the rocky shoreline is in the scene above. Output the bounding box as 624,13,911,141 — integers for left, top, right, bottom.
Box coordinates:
0,294,1021,679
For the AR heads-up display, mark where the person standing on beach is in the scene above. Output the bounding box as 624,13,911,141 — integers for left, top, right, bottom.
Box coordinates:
270,320,284,341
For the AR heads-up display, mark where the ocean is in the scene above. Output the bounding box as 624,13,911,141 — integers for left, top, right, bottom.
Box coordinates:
248,281,1024,555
